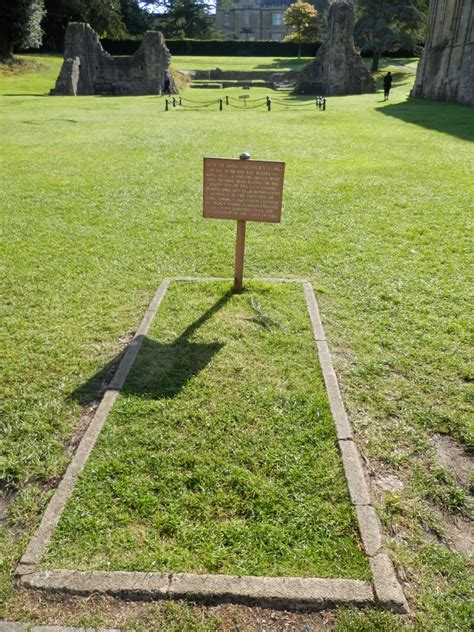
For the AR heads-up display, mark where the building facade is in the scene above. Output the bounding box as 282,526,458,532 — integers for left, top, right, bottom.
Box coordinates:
215,0,294,41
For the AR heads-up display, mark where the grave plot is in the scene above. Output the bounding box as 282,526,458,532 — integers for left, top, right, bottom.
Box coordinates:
39,281,369,580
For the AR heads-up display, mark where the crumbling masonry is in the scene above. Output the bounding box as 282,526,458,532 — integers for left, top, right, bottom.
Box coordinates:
51,23,176,96
412,0,473,105
295,1,375,96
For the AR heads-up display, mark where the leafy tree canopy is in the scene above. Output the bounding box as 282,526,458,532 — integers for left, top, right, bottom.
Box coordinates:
355,0,428,71
0,0,45,60
40,0,158,51
153,0,216,40
284,1,320,58
119,0,154,36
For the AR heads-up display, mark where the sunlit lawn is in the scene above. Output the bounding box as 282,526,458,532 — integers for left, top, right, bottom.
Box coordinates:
1,55,473,630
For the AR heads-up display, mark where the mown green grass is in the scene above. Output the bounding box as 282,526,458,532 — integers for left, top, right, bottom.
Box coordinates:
170,55,312,72
43,281,369,578
1,56,473,629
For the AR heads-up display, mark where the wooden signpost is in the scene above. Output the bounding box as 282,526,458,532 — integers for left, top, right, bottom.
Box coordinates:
203,154,285,294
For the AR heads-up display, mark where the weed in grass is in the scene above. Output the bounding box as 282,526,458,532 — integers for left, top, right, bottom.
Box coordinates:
414,466,468,515
248,295,282,331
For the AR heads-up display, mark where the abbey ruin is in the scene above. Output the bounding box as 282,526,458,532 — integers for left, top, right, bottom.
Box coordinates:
412,0,473,105
295,1,375,96
50,23,176,96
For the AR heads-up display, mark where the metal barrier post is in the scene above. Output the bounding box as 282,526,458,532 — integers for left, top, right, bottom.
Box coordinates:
165,99,169,111
267,96,271,111
219,98,223,111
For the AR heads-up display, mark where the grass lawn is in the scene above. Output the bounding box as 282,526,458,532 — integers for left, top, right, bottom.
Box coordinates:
1,55,473,630
43,281,369,579
171,55,312,72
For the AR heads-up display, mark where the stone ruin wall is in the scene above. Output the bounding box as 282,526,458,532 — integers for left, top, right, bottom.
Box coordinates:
295,1,375,96
51,23,177,96
412,0,473,105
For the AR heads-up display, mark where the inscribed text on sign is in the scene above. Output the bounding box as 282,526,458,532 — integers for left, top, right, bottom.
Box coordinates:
203,158,285,223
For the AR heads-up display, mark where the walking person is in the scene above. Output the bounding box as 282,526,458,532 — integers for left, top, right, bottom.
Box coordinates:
383,71,393,101
163,70,171,95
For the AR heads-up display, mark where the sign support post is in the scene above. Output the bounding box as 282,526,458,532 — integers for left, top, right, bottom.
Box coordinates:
233,152,251,294
234,219,246,294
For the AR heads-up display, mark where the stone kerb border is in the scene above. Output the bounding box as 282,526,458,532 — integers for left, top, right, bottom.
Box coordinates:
15,277,408,614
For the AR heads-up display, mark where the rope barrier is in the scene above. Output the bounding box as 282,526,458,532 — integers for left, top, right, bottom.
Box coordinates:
227,102,267,110
180,101,220,110
180,96,222,105
271,99,315,106
165,95,327,112
227,95,268,104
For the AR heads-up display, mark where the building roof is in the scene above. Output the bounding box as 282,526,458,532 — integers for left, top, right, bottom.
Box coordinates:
228,0,294,7
258,0,293,5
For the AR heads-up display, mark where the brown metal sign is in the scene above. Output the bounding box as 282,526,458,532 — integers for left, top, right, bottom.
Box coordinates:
203,157,285,223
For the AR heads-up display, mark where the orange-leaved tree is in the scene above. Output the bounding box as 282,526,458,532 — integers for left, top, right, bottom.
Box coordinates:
284,1,320,59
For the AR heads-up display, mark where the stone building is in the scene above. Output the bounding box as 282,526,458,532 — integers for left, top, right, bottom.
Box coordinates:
50,22,176,96
412,0,473,105
215,0,293,41
295,1,375,95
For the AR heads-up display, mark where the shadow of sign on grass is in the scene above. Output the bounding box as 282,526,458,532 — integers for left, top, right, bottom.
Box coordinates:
377,97,474,142
122,337,224,400
70,290,231,406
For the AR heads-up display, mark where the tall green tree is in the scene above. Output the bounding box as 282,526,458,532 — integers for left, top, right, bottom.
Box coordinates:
76,0,126,37
119,0,153,36
41,0,128,51
157,0,215,40
355,0,428,72
284,1,320,59
0,0,45,60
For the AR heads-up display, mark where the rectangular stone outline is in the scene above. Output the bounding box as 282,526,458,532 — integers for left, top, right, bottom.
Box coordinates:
16,277,408,613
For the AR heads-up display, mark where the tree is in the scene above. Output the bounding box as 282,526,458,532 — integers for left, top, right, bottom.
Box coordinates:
0,0,45,60
355,0,428,72
119,0,153,37
157,0,215,40
283,1,320,59
41,0,128,51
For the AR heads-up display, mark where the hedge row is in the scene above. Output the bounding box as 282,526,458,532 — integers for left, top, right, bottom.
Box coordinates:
100,38,321,57
23,37,420,58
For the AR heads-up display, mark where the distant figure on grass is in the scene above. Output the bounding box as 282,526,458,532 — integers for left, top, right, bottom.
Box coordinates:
163,70,171,95
383,72,393,101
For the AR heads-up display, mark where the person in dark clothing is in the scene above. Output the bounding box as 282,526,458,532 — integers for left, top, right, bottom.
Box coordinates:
163,70,171,95
383,71,393,101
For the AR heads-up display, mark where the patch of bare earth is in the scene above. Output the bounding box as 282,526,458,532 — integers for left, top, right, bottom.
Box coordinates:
5,591,336,631
0,495,14,525
433,434,473,555
433,434,472,489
